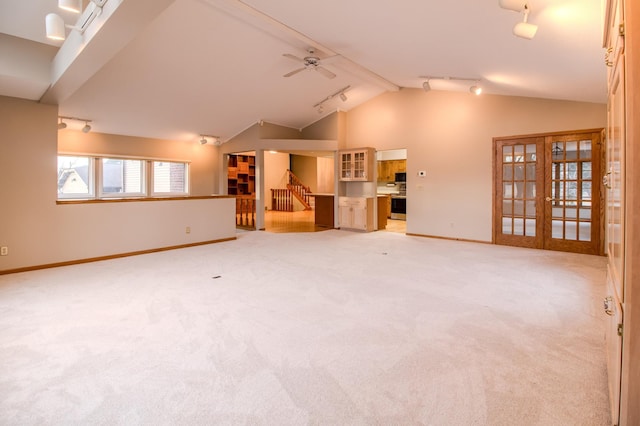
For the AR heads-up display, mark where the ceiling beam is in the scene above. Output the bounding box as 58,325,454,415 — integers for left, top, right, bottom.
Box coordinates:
40,0,176,105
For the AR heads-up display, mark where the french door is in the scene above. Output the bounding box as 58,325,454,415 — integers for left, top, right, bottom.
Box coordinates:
494,130,603,255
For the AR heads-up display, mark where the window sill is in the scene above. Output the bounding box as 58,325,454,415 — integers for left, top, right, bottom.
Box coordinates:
56,195,234,205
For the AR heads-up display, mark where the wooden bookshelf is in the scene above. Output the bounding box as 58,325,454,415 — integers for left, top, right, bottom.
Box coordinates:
228,154,255,196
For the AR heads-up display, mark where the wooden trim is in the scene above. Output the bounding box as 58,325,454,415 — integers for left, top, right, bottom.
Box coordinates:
406,233,491,245
0,237,236,276
620,0,640,422
493,128,605,143
57,195,234,205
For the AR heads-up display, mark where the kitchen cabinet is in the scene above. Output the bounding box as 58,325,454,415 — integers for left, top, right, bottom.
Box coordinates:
339,148,375,181
339,197,374,232
313,194,334,228
377,160,406,182
377,196,388,229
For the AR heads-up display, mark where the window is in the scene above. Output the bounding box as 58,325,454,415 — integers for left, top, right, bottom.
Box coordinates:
152,161,189,195
57,155,190,200
100,158,146,197
57,155,94,199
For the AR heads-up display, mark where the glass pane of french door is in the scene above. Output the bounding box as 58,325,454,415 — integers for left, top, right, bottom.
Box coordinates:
544,133,602,254
494,137,544,249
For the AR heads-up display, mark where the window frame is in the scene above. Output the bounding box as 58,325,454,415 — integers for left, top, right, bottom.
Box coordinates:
150,160,190,196
57,155,96,200
57,153,191,201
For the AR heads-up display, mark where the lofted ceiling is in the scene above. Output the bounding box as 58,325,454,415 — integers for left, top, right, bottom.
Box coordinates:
0,0,606,143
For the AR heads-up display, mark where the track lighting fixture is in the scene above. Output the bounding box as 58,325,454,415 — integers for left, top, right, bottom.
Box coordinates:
57,116,92,132
199,135,221,146
499,0,538,40
313,85,351,113
419,76,483,95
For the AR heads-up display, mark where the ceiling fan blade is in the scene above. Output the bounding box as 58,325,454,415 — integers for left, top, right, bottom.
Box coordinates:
283,67,306,77
283,53,304,62
316,66,336,79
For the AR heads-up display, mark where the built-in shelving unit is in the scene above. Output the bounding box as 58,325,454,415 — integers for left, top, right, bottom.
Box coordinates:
227,154,255,195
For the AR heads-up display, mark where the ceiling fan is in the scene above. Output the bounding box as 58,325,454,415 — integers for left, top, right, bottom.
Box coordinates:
282,48,339,79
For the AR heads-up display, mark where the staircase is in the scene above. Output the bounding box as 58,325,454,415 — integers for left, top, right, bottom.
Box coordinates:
271,170,313,211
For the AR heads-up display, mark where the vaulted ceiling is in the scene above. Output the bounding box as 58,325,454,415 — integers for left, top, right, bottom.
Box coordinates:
0,0,606,142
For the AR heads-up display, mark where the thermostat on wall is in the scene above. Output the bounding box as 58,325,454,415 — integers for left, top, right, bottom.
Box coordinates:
418,170,426,177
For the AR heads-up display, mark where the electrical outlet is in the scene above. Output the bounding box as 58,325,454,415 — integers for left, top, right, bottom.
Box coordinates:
186,226,191,234
1,246,8,256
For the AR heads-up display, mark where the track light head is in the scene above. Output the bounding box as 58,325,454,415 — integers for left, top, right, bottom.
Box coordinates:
200,136,208,145
45,13,66,40
57,118,67,130
498,0,527,12
339,92,347,102
470,85,482,95
422,80,431,92
318,105,324,114
82,122,91,133
513,7,538,40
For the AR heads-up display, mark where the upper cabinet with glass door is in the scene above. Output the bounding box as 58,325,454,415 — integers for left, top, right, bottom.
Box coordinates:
339,148,375,181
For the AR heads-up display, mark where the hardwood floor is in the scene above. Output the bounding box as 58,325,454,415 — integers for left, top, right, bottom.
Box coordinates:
385,218,406,233
264,210,407,234
264,210,329,233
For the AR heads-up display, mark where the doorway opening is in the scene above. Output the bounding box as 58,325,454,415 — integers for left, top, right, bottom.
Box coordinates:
376,149,407,234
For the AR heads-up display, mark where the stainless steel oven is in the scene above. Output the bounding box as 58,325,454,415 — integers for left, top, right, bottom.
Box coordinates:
390,196,406,220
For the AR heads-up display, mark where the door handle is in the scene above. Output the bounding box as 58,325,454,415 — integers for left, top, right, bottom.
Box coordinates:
545,197,552,202
603,170,612,189
604,296,615,316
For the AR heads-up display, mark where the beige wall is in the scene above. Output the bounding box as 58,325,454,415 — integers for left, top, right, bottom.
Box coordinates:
344,89,607,241
317,157,335,194
0,95,234,273
291,155,318,193
59,130,218,196
264,152,290,210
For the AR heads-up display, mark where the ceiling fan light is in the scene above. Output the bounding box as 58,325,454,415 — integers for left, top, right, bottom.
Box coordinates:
513,21,538,39
498,0,527,12
59,0,82,13
45,13,66,40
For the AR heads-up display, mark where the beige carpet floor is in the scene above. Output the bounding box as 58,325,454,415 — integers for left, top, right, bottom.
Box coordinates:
0,230,611,425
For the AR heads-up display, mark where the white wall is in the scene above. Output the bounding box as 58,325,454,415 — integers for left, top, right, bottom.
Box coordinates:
345,89,607,241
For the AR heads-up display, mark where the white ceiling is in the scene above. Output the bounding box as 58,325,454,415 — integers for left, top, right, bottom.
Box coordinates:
0,0,606,143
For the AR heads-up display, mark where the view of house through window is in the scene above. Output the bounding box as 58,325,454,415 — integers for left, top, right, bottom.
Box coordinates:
57,155,189,199
153,161,188,194
57,155,93,198
100,158,145,196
